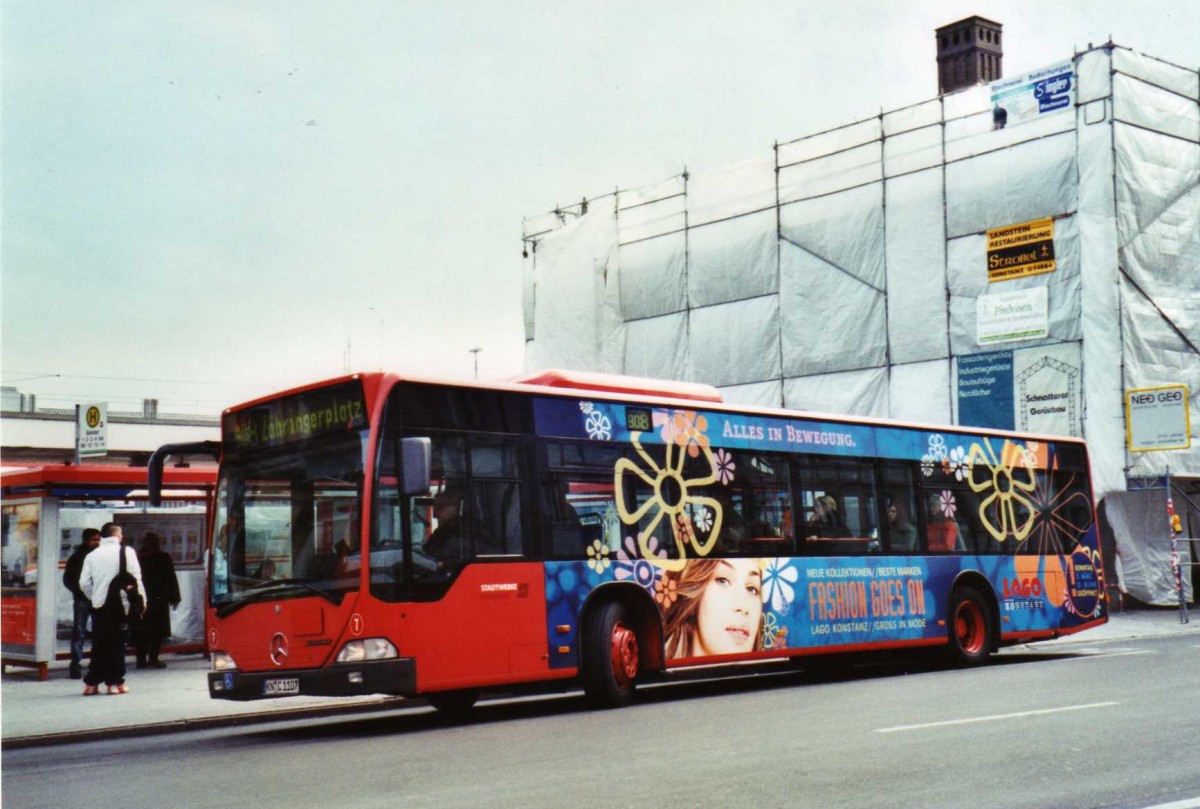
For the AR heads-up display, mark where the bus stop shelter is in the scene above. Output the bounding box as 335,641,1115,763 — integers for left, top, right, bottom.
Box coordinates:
1,464,216,680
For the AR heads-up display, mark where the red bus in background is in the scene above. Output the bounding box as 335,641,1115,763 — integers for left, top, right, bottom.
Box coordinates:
150,370,1106,711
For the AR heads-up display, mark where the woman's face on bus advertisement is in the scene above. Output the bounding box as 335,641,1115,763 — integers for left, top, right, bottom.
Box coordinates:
694,559,762,656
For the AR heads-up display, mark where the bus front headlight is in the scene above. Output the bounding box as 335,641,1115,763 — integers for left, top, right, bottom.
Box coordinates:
211,651,238,671
336,638,398,663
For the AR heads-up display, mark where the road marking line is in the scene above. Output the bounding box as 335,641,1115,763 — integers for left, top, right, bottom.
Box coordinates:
1138,798,1200,809
875,701,1119,734
1060,650,1155,660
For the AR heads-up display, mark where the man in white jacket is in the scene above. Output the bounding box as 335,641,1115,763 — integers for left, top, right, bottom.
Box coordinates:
79,523,146,695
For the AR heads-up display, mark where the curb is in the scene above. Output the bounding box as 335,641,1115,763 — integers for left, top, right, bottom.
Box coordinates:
1,696,411,750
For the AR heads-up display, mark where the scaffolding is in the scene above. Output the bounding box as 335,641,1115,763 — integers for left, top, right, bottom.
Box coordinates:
522,44,1200,514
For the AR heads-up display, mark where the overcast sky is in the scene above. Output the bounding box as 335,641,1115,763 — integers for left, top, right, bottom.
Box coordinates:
2,0,1196,416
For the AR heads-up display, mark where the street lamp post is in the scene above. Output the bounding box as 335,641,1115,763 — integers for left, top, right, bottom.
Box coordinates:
469,347,482,380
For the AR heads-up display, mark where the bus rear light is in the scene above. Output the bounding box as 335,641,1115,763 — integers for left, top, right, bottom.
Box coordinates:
336,638,398,663
556,625,571,634
211,651,238,671
557,645,571,654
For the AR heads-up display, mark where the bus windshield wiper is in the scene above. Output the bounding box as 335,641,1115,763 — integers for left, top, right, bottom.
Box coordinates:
216,578,341,617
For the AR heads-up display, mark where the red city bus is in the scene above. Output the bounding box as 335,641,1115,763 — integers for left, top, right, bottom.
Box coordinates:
150,370,1107,710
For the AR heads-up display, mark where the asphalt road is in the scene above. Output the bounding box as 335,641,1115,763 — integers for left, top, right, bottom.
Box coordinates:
4,634,1199,809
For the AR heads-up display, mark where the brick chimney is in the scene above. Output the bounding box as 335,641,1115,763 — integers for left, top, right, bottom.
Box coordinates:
936,16,1003,94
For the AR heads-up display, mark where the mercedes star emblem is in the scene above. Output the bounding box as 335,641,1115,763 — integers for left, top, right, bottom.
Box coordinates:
269,632,289,666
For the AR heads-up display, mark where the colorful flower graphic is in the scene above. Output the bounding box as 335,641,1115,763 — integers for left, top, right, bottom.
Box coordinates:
938,490,957,520
670,410,710,458
614,413,723,570
967,438,1037,543
585,410,612,441
762,558,799,613
1018,469,1093,557
713,448,736,485
948,445,970,481
615,535,665,595
654,571,678,607
657,411,676,444
921,434,948,477
579,401,594,414
692,505,714,534
585,539,610,573
762,613,788,650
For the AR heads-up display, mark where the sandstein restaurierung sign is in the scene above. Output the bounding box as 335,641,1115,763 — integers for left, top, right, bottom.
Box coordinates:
1126,385,1191,452
987,218,1056,282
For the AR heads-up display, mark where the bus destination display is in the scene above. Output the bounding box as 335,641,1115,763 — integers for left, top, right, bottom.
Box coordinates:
223,382,368,452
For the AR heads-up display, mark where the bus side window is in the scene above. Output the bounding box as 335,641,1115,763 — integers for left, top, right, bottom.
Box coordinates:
883,463,919,554
923,490,965,553
469,438,524,557
691,452,793,557
541,476,585,557
797,458,878,556
539,441,620,560
473,481,522,556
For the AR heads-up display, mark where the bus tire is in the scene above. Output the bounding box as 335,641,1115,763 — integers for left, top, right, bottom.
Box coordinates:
427,688,478,717
946,586,993,666
583,600,639,708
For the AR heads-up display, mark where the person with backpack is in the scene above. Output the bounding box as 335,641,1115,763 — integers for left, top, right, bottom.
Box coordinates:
79,523,145,695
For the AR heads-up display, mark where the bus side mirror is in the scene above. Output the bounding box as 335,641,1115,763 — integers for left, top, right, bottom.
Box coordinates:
401,437,431,496
148,440,221,506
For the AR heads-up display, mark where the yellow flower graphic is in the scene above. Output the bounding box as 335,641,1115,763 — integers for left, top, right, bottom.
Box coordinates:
585,539,610,573
967,438,1037,543
615,414,723,571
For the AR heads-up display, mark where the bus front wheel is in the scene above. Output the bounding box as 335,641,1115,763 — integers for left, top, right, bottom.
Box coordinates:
946,586,993,666
583,600,639,708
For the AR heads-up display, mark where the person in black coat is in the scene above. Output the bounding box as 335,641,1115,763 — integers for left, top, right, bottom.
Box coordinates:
134,532,180,669
63,528,101,678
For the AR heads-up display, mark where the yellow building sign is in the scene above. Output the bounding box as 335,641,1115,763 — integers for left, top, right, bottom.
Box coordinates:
986,217,1056,282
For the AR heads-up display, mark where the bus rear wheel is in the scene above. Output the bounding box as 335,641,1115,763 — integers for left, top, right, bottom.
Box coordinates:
583,600,639,708
946,586,993,666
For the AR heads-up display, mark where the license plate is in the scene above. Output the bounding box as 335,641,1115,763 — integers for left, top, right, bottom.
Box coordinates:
263,677,300,696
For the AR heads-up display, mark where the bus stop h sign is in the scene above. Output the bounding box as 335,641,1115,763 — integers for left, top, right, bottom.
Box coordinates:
1126,385,1191,452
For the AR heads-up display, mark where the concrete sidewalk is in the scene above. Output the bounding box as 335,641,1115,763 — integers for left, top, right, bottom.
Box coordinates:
3,607,1197,749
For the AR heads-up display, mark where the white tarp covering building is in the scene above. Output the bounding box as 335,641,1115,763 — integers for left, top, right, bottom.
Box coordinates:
522,45,1200,606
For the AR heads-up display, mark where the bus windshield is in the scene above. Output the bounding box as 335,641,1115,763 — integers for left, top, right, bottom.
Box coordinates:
210,430,366,612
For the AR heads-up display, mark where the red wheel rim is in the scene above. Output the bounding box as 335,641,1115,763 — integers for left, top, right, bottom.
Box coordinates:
955,599,985,655
610,622,639,687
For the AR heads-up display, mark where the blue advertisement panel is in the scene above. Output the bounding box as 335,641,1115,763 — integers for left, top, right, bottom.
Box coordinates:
532,393,1104,670
545,544,1103,670
957,350,1015,430
534,397,946,462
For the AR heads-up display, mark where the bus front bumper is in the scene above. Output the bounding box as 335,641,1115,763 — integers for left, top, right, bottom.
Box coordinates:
207,658,416,701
